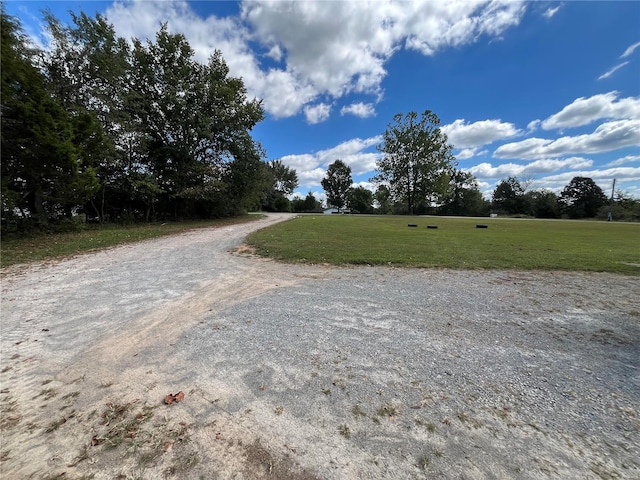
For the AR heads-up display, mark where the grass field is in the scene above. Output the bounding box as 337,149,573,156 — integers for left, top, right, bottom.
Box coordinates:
0,215,261,268
246,215,640,274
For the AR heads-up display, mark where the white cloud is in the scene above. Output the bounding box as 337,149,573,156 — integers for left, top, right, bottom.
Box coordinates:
621,41,640,58
537,167,640,185
606,155,640,167
340,102,376,118
541,92,640,130
304,103,332,124
353,181,376,192
102,0,526,119
495,119,640,159
104,0,320,118
598,62,630,81
241,0,525,114
279,136,382,188
469,157,593,179
266,44,283,62
297,168,327,188
400,1,526,55
456,148,479,160
442,119,520,149
315,136,382,174
543,6,560,19
526,119,541,133
456,147,489,160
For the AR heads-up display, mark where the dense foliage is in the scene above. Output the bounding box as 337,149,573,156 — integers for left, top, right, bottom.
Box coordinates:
321,159,353,210
372,110,456,215
1,10,267,232
489,175,637,220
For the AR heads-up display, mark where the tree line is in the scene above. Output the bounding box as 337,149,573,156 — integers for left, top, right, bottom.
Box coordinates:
3,8,636,232
315,110,637,220
1,9,295,233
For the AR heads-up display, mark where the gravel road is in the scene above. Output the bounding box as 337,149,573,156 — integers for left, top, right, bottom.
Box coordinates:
1,213,639,479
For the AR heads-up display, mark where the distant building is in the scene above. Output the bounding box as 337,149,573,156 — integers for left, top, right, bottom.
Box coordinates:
323,208,351,215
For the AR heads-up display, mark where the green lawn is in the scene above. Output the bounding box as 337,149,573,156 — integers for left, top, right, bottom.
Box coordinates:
0,215,262,267
246,215,640,274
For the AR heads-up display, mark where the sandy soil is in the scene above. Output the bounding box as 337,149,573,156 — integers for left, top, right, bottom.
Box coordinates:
1,213,638,479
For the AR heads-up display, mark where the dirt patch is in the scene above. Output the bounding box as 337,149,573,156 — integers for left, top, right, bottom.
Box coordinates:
1,214,639,479
234,243,258,255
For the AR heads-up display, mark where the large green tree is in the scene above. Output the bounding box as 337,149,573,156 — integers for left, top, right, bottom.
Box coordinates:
322,159,353,210
269,160,299,195
374,185,393,214
260,159,298,211
347,186,374,214
1,10,99,224
492,176,525,214
126,27,264,218
43,12,131,221
440,169,488,216
523,189,560,218
560,177,607,218
372,110,455,214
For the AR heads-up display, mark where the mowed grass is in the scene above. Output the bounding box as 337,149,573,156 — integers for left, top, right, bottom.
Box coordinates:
246,215,640,274
0,215,261,268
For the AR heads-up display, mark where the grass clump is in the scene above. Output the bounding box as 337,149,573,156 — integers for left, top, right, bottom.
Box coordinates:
338,424,351,439
377,404,398,418
351,405,367,417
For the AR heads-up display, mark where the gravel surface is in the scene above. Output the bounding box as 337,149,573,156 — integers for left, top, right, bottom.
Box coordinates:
1,213,639,479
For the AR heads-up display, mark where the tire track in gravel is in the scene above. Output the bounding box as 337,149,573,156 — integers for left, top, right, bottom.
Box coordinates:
1,215,639,480
0,213,313,479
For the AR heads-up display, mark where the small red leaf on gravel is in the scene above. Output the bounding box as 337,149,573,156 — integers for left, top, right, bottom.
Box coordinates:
164,391,185,404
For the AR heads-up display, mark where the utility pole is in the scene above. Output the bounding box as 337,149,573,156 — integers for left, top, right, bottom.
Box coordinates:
608,178,616,221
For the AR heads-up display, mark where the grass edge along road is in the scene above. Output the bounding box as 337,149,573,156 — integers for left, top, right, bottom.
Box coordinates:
246,215,640,275
0,215,263,268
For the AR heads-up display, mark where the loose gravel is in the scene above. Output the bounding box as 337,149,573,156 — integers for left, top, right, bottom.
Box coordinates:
1,213,638,479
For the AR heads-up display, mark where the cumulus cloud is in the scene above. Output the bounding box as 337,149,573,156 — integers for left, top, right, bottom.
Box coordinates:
102,0,526,118
340,102,376,118
442,119,520,149
456,148,489,160
279,136,382,188
541,92,640,130
456,148,479,160
495,120,640,159
621,41,640,58
304,103,332,124
104,0,320,118
598,62,630,81
469,157,593,179
296,168,327,188
315,136,382,174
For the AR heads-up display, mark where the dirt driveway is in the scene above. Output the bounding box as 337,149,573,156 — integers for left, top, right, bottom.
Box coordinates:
1,213,639,479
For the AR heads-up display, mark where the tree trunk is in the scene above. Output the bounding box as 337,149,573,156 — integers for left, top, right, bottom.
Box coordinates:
30,183,47,224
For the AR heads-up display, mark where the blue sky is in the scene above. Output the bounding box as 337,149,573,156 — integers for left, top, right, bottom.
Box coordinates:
5,0,640,201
